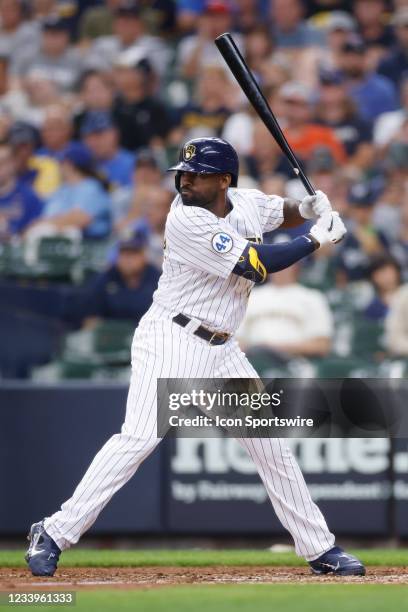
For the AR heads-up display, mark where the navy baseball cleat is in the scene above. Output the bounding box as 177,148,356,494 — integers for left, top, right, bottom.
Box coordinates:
309,546,366,576
25,521,61,576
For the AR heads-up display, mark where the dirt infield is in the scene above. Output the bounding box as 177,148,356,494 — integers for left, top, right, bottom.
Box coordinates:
1,566,408,590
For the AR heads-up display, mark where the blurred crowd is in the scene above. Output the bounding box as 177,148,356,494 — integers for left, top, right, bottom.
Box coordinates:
1,0,408,378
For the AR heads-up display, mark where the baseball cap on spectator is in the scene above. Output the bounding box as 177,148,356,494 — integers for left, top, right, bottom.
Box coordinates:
61,142,93,169
341,35,366,54
135,148,159,169
318,68,345,85
118,220,150,251
279,81,314,104
348,180,380,207
390,8,408,26
204,0,231,14
114,0,141,18
80,112,115,137
115,47,154,77
8,122,40,147
42,15,71,32
307,147,336,174
326,11,356,33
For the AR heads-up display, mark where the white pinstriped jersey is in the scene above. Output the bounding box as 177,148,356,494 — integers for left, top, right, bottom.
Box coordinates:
152,188,284,334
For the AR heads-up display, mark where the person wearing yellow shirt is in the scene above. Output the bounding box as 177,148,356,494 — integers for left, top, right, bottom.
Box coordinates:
8,121,60,198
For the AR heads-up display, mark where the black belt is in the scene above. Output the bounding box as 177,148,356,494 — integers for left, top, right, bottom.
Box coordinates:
173,313,230,346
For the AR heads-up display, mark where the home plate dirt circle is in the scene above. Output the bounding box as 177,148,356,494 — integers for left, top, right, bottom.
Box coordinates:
1,567,408,590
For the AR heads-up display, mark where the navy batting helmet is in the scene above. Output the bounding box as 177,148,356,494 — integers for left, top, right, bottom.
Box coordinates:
167,137,239,191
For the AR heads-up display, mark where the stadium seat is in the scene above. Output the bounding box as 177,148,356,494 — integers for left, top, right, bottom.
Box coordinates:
314,356,379,378
62,320,135,365
351,316,386,359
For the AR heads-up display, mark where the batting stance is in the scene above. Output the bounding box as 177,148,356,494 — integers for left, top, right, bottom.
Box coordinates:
26,138,365,577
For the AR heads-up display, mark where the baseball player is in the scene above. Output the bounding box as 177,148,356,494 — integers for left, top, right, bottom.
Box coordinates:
26,138,365,577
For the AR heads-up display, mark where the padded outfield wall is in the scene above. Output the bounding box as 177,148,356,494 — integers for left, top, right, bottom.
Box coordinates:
1,383,407,537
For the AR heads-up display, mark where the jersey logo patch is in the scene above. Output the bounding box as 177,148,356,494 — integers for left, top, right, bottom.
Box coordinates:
212,232,233,253
183,144,196,161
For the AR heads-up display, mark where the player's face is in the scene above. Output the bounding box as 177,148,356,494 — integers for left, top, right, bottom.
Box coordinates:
179,171,228,209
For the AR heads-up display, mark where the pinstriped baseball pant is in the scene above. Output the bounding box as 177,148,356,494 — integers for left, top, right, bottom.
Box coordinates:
44,315,335,560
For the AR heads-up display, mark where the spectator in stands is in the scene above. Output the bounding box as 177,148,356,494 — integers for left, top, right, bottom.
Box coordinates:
238,261,333,357
279,81,347,164
383,163,408,278
112,61,173,151
324,11,357,62
269,0,325,49
79,0,122,42
176,66,233,140
16,73,62,128
374,78,408,148
114,149,165,231
364,255,402,320
243,24,274,73
76,222,160,324
84,0,169,78
377,8,408,91
235,0,265,34
352,0,394,56
8,121,60,198
0,0,40,76
73,70,115,138
337,35,399,122
335,181,389,283
316,76,374,170
176,0,206,34
177,0,242,79
373,141,408,243
38,104,75,160
12,16,82,93
28,143,111,240
81,111,135,188
0,142,44,241
385,283,408,356
244,117,293,181
289,11,356,89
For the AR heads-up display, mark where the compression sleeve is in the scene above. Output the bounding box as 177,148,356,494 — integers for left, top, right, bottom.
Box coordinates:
233,234,318,283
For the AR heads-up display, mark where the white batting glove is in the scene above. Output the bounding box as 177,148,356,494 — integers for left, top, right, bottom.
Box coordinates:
309,211,347,248
299,190,333,220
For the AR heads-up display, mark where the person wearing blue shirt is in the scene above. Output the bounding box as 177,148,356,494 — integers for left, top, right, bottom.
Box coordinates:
72,223,161,323
364,256,402,321
36,143,111,239
0,143,44,241
80,111,135,188
338,37,399,122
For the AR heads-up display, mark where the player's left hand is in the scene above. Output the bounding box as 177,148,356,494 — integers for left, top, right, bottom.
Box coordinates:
299,190,333,220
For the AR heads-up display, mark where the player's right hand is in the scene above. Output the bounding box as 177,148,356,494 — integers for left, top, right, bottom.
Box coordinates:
309,211,346,247
299,190,333,220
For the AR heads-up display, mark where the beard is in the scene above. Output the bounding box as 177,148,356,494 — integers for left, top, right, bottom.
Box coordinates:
180,190,215,208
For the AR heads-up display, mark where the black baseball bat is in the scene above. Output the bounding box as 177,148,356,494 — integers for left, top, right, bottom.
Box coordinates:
215,32,316,196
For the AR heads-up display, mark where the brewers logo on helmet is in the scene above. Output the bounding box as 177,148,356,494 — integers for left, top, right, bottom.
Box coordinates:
168,137,239,192
183,144,196,161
